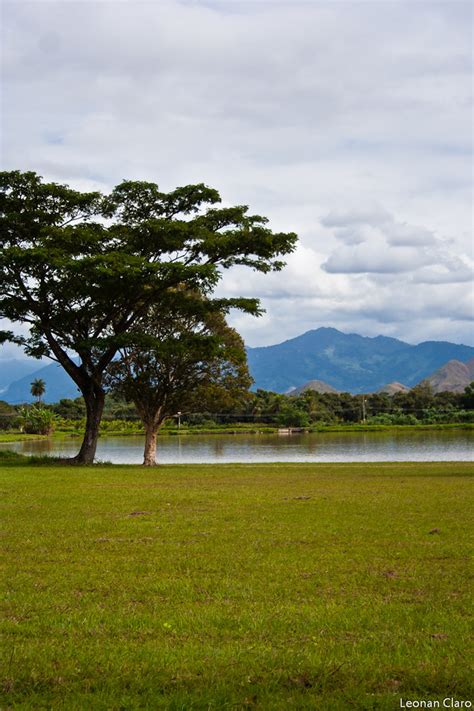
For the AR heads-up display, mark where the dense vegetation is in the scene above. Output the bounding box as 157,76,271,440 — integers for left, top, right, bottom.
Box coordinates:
1,382,473,435
240,383,474,427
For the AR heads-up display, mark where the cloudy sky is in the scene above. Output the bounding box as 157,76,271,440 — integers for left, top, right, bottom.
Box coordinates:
1,0,473,354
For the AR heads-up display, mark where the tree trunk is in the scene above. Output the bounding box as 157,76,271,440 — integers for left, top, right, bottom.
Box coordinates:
143,424,158,466
72,389,105,464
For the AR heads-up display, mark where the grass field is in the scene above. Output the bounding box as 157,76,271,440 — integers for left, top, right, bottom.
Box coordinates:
1,460,473,709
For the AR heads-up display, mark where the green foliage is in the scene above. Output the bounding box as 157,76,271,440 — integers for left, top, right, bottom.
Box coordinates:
367,413,420,426
30,378,46,403
5,383,472,436
102,395,139,421
421,408,474,424
0,170,297,462
186,413,217,427
50,397,86,419
0,399,18,430
461,381,474,410
19,405,58,434
108,293,253,420
239,387,473,427
51,397,139,424
107,291,252,463
277,405,310,427
100,419,144,434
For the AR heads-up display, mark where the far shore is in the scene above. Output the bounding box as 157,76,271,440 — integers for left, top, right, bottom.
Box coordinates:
1,421,473,444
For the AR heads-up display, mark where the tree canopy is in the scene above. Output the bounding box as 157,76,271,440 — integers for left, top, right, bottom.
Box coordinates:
0,171,297,462
30,378,46,403
108,290,252,465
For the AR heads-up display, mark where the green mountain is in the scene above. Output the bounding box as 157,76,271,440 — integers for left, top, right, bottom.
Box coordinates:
246,328,474,394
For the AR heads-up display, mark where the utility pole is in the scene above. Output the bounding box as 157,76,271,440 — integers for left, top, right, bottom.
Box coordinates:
361,397,367,423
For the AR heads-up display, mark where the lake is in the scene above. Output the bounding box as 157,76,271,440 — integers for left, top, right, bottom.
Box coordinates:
2,430,473,464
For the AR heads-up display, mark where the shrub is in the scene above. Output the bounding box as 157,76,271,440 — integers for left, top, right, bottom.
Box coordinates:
367,413,420,426
19,406,58,435
278,407,310,428
0,400,19,430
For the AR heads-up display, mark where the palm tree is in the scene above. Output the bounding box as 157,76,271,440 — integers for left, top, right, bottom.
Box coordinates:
30,378,46,404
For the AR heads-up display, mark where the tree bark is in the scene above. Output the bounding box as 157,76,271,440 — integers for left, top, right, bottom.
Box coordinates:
143,424,158,466
72,388,105,464
43,331,108,465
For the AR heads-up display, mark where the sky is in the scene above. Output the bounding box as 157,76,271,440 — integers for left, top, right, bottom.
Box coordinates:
1,0,473,358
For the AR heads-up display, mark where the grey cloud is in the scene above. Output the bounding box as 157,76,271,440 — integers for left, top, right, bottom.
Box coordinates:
321,207,391,229
322,209,437,248
331,228,366,246
385,223,435,247
228,281,474,348
322,244,433,275
360,289,474,324
413,264,474,285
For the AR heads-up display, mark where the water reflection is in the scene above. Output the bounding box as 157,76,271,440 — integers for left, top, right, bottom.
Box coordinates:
1,430,473,464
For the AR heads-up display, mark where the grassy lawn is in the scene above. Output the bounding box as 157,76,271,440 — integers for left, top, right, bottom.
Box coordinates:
1,461,473,709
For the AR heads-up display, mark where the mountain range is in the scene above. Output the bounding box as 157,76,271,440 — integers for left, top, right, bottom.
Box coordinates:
1,327,474,402
245,328,474,394
0,358,46,392
0,360,80,404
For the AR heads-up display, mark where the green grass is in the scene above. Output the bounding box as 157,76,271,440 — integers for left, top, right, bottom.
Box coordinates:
1,461,473,709
0,433,49,443
311,422,474,432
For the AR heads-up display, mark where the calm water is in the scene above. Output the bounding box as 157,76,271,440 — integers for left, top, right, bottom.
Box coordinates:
2,430,473,464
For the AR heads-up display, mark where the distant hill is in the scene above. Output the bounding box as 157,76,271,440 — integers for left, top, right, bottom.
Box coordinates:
421,358,474,394
2,361,80,404
246,328,474,394
3,327,474,402
0,359,45,393
289,379,339,396
377,382,411,395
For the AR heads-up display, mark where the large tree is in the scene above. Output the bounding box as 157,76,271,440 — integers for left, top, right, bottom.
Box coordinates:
108,291,252,466
0,171,297,463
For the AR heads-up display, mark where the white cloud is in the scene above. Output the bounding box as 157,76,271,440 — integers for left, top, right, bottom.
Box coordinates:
320,209,473,289
1,0,472,353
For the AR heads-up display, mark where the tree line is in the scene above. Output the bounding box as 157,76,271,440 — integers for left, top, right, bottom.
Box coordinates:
1,381,472,437
240,384,474,426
